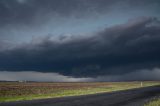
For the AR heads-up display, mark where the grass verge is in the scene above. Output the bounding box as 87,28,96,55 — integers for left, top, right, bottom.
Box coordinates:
144,98,160,106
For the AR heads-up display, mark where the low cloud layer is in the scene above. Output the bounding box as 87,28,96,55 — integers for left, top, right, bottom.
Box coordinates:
94,68,160,81
0,71,93,82
0,17,160,78
0,68,160,82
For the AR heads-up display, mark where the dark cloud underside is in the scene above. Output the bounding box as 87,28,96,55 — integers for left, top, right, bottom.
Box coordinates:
0,17,160,77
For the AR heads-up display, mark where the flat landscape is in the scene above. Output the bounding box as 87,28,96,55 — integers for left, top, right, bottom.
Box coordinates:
0,81,159,103
0,84,160,106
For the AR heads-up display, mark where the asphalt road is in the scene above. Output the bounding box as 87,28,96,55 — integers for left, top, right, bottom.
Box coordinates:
0,85,160,106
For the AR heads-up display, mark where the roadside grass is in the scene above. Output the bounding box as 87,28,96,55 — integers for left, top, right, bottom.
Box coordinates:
144,98,160,106
0,81,159,102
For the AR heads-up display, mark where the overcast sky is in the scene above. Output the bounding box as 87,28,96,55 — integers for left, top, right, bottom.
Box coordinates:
0,0,160,81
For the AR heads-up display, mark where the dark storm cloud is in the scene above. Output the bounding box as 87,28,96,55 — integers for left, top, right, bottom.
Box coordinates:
0,0,160,43
0,17,160,77
0,0,112,27
0,0,160,27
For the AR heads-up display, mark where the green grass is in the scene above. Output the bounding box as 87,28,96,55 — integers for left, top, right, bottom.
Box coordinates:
0,81,159,102
144,98,160,106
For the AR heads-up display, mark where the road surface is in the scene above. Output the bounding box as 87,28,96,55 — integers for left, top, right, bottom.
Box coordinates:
0,85,160,106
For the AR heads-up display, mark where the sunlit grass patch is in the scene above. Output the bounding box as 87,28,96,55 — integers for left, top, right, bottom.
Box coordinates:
144,98,160,106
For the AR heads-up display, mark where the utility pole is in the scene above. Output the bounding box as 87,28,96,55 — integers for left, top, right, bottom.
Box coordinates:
141,81,143,87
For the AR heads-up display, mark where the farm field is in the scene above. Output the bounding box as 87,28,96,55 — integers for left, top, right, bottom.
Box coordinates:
0,81,160,102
